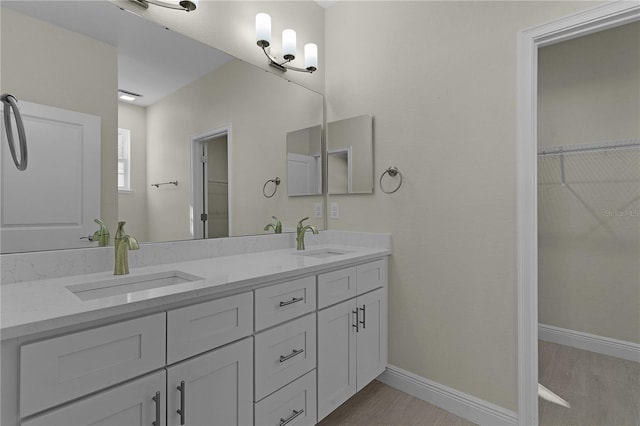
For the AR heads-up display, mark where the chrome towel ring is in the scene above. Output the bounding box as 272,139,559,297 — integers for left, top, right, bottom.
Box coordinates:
379,166,403,194
1,94,28,171
263,177,281,198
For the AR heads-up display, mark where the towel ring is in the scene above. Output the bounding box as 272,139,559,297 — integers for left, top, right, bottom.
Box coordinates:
379,166,403,194
263,177,281,198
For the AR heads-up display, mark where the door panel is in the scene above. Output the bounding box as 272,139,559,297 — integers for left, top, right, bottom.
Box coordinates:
1,101,100,252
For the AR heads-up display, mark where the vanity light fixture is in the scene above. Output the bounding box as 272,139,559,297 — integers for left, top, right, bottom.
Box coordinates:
118,89,142,103
255,13,318,73
128,0,198,12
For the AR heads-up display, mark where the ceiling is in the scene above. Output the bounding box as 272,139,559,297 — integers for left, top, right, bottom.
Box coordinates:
2,1,233,106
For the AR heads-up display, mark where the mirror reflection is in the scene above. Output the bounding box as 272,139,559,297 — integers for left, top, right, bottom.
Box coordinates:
327,114,373,194
0,1,323,254
286,125,322,196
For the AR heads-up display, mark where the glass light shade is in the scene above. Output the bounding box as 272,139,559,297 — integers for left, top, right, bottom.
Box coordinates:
282,29,296,59
256,13,271,45
304,43,318,70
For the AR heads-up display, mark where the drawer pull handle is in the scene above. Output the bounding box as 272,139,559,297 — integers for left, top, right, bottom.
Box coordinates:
360,304,366,329
279,297,304,307
280,409,305,426
353,309,359,332
279,348,304,362
152,391,161,426
177,380,186,425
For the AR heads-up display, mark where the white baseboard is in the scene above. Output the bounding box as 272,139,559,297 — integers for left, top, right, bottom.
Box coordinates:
539,324,640,362
378,365,518,426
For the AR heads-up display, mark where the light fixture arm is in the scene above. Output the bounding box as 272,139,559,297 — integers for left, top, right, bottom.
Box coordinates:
259,45,315,74
129,0,197,12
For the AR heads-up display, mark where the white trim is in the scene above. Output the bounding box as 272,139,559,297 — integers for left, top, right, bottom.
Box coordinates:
379,365,517,426
517,3,640,425
190,124,233,239
539,324,640,363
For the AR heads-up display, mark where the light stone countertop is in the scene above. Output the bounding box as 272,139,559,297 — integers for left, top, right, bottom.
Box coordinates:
1,244,390,340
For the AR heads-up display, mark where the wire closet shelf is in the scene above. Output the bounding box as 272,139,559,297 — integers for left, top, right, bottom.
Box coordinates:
537,138,640,156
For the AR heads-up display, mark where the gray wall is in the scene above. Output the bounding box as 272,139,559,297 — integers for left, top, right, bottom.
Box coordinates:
324,0,601,412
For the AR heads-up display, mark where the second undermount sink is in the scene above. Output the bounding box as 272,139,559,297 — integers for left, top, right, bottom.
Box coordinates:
294,248,353,258
66,270,204,301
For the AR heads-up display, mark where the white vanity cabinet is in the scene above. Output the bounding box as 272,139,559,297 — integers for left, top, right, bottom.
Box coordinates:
317,260,388,421
2,253,389,426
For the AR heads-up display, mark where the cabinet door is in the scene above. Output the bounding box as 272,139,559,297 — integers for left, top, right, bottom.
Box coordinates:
317,298,357,421
356,288,388,389
22,371,165,426
167,337,253,426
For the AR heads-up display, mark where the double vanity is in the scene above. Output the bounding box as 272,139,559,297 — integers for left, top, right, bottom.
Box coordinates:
1,233,390,426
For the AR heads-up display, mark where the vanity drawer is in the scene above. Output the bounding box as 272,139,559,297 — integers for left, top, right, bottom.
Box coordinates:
254,313,316,401
20,313,166,417
255,276,316,331
317,267,356,309
254,370,317,426
356,259,387,295
167,292,253,364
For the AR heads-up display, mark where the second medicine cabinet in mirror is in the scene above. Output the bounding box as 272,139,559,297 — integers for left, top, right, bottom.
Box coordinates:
327,114,373,194
286,125,322,196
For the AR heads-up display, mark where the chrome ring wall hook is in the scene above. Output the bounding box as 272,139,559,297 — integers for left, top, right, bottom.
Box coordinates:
263,177,281,198
1,94,28,171
379,166,403,194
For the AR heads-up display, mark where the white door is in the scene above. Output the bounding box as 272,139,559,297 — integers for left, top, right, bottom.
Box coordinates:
1,101,100,253
287,152,320,195
317,298,357,421
166,337,253,426
355,288,388,390
22,371,165,426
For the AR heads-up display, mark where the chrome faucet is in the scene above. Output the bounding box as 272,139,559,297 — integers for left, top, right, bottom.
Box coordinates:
114,221,139,275
296,217,318,251
91,219,110,246
264,216,282,234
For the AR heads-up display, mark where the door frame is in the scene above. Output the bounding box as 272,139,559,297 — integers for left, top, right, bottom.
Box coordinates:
516,2,639,424
190,124,232,239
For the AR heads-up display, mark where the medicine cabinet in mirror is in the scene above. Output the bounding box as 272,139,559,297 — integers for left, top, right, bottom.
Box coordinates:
286,125,322,196
327,114,373,194
0,1,324,254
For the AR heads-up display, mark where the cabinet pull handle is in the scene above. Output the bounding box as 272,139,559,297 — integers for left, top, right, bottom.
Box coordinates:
360,304,366,329
152,391,161,426
177,380,185,425
279,348,304,362
352,309,359,332
280,409,305,426
279,297,304,307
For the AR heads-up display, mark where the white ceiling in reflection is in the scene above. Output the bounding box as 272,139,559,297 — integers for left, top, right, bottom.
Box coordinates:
3,1,233,106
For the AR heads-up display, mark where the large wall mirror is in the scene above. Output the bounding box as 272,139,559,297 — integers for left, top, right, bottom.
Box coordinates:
327,114,373,194
0,1,324,254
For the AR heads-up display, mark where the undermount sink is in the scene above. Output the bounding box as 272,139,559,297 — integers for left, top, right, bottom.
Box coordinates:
294,248,353,258
66,270,203,301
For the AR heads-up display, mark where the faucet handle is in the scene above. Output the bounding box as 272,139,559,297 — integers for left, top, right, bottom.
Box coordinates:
91,219,110,246
297,217,310,226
